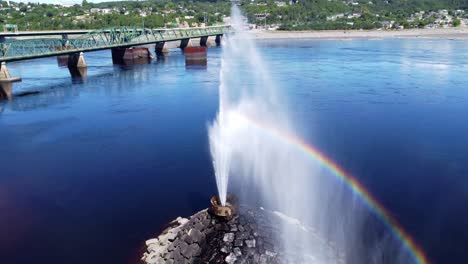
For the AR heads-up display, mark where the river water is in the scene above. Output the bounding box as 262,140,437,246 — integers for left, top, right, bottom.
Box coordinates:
0,38,467,264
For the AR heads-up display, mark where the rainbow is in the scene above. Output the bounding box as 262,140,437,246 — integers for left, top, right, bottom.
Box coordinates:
239,113,430,264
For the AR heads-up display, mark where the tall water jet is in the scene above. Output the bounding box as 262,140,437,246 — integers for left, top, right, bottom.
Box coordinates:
208,0,320,252
209,3,419,264
209,4,287,206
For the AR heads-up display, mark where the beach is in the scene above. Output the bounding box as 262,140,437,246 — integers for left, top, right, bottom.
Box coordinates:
252,27,468,40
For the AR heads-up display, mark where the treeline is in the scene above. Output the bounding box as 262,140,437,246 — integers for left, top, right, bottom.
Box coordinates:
0,0,230,30
241,0,468,30
1,0,468,31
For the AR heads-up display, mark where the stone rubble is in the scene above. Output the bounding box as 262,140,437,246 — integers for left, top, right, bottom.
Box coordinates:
141,206,345,264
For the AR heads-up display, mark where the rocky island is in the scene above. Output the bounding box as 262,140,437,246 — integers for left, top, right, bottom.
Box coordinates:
141,204,344,264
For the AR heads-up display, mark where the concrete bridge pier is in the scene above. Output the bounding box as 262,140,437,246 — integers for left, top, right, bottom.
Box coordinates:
67,52,87,81
68,67,87,83
155,42,169,57
111,47,127,64
68,52,87,68
200,36,209,47
179,38,193,51
0,62,22,100
215,34,223,46
111,47,152,65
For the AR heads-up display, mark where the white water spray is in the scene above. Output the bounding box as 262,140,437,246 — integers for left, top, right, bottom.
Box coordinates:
209,5,283,206
209,4,324,258
209,4,416,263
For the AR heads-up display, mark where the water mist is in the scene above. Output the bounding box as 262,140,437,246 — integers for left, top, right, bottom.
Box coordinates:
209,4,415,263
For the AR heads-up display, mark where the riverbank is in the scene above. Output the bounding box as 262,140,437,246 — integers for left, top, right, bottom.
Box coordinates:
252,27,468,40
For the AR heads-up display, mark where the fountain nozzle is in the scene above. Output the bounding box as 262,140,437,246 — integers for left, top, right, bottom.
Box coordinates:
210,195,237,218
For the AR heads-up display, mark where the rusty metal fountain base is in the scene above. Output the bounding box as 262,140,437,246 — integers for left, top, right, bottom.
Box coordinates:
209,195,237,219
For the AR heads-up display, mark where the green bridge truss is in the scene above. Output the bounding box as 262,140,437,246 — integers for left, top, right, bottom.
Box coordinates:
0,26,228,62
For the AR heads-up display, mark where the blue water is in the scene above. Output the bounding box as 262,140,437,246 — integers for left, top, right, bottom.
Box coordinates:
1,39,467,263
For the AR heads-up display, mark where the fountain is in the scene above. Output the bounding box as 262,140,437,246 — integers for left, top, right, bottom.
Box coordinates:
141,10,348,259
205,3,419,264
208,4,288,207
206,3,337,262
141,4,423,264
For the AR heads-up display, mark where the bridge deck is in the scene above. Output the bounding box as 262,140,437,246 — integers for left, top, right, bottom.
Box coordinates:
0,26,228,62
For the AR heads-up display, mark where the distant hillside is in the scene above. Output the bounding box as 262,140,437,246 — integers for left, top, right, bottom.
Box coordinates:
0,0,230,30
241,0,468,30
0,0,467,31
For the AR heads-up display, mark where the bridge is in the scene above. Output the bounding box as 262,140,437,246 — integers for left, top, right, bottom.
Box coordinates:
0,26,227,62
0,25,229,99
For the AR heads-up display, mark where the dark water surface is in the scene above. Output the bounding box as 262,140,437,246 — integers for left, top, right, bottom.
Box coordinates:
1,39,467,264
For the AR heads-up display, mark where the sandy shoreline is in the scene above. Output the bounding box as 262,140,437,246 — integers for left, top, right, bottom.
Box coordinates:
252,27,468,40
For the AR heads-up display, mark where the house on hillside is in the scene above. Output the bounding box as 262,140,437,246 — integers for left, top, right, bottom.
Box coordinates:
255,13,268,20
162,9,177,14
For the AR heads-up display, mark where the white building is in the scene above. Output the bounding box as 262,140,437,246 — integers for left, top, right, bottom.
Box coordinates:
326,13,345,21
90,8,112,14
101,8,112,14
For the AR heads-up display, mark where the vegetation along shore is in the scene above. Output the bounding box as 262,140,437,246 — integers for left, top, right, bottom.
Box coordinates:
1,0,468,32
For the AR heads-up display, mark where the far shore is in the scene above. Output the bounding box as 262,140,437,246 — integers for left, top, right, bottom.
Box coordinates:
252,27,468,40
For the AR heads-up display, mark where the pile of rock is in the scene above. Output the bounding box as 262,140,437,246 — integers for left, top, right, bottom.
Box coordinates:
141,206,344,264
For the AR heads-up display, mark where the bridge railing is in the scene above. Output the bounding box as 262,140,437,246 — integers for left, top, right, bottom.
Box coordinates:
0,25,229,62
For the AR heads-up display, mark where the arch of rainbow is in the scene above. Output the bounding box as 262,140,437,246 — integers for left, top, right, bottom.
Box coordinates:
0,25,229,62
236,112,430,264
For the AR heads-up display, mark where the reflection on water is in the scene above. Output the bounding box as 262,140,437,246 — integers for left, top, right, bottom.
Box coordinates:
0,39,467,264
185,59,207,70
117,57,152,66
8,85,80,111
2,68,159,112
68,67,87,84
1,50,191,107
0,82,12,100
0,47,221,264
